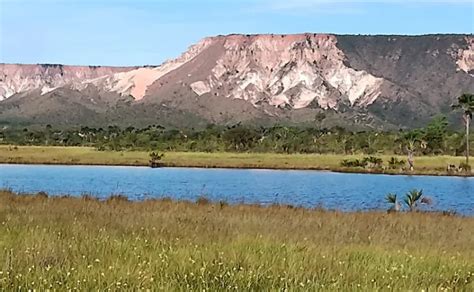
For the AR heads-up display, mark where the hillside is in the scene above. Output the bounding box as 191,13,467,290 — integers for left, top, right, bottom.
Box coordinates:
1,34,473,129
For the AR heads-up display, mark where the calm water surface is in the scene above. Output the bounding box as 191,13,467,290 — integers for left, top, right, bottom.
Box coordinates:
1,164,473,215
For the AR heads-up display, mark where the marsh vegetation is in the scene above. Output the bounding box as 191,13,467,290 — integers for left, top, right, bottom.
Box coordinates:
0,190,472,290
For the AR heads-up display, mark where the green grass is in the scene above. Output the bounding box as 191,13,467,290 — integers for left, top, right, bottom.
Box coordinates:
0,145,471,176
0,190,473,290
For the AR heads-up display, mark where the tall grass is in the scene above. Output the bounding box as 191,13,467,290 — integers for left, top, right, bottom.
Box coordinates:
0,190,472,290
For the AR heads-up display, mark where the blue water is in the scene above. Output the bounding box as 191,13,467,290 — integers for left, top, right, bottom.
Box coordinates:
1,164,473,215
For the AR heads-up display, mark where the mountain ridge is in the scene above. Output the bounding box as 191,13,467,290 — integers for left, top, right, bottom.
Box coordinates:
1,33,473,129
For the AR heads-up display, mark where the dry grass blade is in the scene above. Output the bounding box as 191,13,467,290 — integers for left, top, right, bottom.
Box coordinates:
0,190,472,290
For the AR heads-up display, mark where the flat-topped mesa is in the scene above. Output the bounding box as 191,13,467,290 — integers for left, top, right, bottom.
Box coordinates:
0,34,472,118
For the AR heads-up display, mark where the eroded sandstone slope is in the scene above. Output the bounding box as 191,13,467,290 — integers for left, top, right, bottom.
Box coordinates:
1,34,473,128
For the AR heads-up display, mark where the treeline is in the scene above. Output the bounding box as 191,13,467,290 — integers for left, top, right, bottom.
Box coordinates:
0,116,470,155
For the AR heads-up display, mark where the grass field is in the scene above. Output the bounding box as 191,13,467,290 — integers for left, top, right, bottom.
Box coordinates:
0,145,471,176
0,190,473,290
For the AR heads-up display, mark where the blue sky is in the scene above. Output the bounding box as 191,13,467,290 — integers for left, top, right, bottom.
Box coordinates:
1,0,473,66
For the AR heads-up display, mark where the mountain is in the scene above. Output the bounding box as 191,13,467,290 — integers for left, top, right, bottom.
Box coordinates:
1,34,473,129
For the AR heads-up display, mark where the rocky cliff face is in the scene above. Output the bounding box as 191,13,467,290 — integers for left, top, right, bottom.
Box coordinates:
457,36,474,75
0,64,135,100
187,34,384,109
1,34,473,128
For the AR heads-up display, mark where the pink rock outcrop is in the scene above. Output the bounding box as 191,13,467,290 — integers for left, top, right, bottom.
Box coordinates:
0,64,134,100
457,36,474,75
1,33,472,113
191,34,383,109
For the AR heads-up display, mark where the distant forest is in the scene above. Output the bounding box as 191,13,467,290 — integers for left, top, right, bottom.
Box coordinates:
0,116,471,156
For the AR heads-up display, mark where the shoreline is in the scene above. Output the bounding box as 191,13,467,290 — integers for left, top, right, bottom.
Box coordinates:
0,189,467,216
1,159,473,178
0,145,472,177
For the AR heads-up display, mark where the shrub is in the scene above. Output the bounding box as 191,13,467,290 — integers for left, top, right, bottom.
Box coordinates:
388,157,406,169
340,156,383,168
96,145,106,151
459,162,471,172
363,156,383,168
149,151,165,167
340,159,366,168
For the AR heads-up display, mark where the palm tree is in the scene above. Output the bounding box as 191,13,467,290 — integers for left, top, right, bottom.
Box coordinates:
385,189,431,212
404,189,423,212
386,193,401,212
403,130,422,171
452,93,474,165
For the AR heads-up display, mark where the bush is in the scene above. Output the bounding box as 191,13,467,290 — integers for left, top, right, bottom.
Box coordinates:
388,157,406,169
363,156,383,168
340,156,383,168
340,159,366,168
96,145,106,151
459,162,471,172
149,151,165,167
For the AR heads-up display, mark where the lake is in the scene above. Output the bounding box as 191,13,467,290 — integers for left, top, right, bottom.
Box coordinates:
1,164,473,215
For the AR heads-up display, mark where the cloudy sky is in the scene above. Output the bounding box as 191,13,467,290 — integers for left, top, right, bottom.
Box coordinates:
0,0,473,66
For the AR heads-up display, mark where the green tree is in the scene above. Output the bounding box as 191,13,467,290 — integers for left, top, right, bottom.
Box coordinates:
423,116,448,154
314,112,326,130
223,125,260,151
452,93,474,165
402,129,423,171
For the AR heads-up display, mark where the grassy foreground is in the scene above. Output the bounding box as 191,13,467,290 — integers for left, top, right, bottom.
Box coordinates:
0,145,471,176
0,191,473,290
